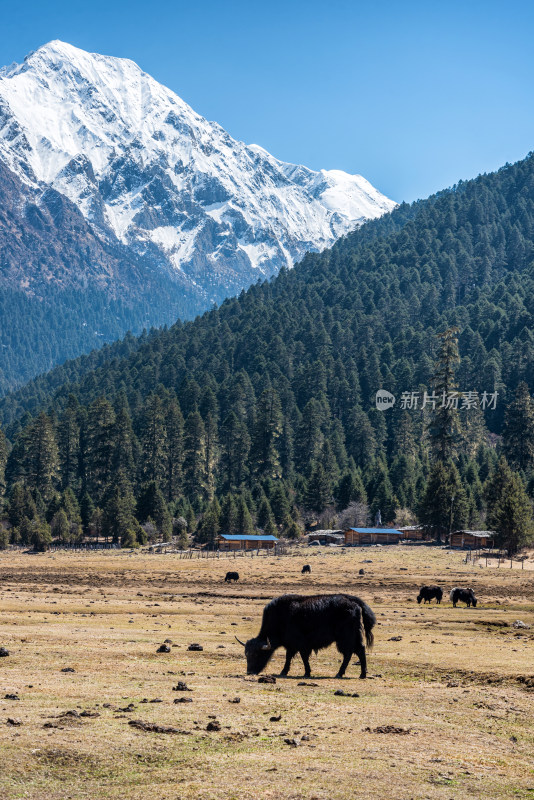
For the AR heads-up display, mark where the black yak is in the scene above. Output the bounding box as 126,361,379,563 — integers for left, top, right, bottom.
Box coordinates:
224,571,239,583
417,585,443,604
236,593,376,679
450,587,477,607
301,565,311,574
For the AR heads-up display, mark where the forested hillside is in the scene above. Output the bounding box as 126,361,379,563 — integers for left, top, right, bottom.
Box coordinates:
1,155,534,554
0,159,204,393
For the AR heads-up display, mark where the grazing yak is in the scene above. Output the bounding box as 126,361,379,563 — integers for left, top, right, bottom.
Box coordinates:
224,571,239,583
417,585,443,604
450,587,477,607
236,593,376,679
301,564,311,574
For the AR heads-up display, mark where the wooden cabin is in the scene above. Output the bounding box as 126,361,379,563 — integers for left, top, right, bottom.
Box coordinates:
397,525,427,540
218,534,278,551
450,530,495,549
344,527,404,546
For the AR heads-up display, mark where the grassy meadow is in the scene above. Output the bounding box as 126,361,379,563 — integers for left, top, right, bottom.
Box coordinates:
0,544,533,800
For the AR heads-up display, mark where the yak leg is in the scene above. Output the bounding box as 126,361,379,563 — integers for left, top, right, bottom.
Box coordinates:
335,650,353,679
299,649,312,677
356,643,367,678
280,649,295,677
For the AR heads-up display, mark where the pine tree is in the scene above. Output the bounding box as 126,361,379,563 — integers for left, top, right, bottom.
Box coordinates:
57,407,79,490
24,412,59,500
283,515,300,540
61,488,80,523
485,457,534,555
418,460,468,542
304,463,331,513
236,494,255,535
182,412,207,505
140,395,166,485
256,494,275,531
367,462,397,523
0,426,8,504
83,398,116,500
203,411,218,501
294,399,323,475
51,509,70,543
250,389,283,479
80,492,95,535
103,485,139,546
219,411,250,491
269,483,291,525
219,494,238,535
501,382,534,471
164,400,184,503
8,484,35,528
335,470,367,511
345,407,376,469
428,327,462,461
91,507,104,542
30,519,52,552
195,498,221,547
136,481,172,540
111,406,137,484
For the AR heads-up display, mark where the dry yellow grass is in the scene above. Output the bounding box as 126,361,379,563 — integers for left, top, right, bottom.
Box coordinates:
0,544,533,800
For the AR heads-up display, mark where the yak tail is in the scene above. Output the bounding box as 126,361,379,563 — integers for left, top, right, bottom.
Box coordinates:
345,595,376,649
359,602,375,650
362,604,376,650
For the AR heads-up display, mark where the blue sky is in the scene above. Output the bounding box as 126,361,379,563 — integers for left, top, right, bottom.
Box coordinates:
1,0,533,203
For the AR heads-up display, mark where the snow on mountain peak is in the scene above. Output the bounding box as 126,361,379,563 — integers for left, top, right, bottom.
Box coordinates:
0,41,396,297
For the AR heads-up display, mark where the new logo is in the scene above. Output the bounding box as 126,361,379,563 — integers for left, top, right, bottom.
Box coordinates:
375,389,396,410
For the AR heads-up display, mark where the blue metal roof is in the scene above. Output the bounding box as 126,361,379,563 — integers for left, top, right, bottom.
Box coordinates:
219,534,279,541
349,528,403,535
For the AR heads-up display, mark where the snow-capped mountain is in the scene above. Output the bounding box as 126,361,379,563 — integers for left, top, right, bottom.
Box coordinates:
0,40,395,302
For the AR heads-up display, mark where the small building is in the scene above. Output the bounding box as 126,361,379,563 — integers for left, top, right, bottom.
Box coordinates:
450,530,495,549
305,530,344,546
218,534,279,551
344,527,404,546
397,525,427,541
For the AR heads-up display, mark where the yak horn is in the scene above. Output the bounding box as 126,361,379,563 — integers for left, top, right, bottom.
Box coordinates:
261,638,271,650
235,636,246,647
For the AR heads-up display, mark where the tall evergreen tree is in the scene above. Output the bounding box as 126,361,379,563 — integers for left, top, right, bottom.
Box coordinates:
428,327,462,462
0,426,8,504
418,460,468,542
57,407,80,490
83,398,116,500
304,462,331,513
236,494,255,535
250,388,283,479
219,411,250,491
24,412,59,500
501,382,534,472
140,395,166,485
219,494,239,535
164,400,184,503
485,457,534,555
182,412,207,505
111,406,137,485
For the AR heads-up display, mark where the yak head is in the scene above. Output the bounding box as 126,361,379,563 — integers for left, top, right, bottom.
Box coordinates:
416,594,423,604
236,635,274,674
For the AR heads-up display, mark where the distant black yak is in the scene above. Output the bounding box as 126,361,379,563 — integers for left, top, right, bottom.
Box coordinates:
301,564,311,574
417,585,443,604
224,571,239,583
450,587,477,607
236,593,376,679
